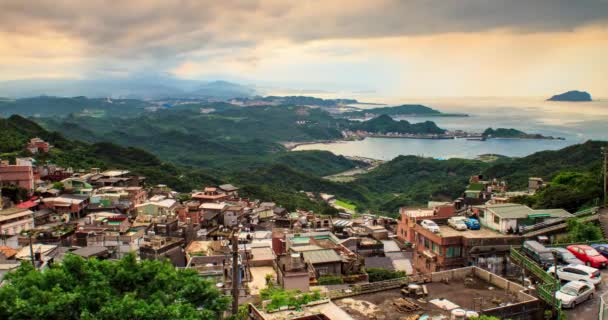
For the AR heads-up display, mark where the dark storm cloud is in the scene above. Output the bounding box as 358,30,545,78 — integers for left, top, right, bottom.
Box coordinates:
1,0,607,59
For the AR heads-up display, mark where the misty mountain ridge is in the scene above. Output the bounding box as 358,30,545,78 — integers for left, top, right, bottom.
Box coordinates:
0,76,256,100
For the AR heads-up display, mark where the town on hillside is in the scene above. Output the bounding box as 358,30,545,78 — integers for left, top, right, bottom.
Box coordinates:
0,137,607,320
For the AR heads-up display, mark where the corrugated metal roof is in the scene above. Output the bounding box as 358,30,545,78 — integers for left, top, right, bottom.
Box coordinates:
333,220,353,227
302,249,341,264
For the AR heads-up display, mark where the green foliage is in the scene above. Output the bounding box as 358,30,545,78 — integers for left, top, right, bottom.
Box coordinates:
317,275,344,285
0,253,229,320
0,186,29,203
366,268,407,282
565,218,603,242
512,171,602,212
0,96,151,118
470,316,501,320
259,284,323,312
334,199,357,211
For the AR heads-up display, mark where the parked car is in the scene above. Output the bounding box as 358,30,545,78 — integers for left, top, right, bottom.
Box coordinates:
421,220,440,233
447,216,468,231
567,245,608,268
522,241,554,268
464,218,480,230
549,247,584,266
591,244,608,258
546,264,601,286
555,281,595,309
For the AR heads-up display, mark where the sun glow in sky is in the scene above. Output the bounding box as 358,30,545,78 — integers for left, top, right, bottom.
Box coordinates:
2,0,608,97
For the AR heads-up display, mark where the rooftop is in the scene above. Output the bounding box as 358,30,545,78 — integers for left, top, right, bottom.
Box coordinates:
401,208,435,218
477,203,573,219
218,184,239,192
100,170,130,177
433,224,517,239
302,249,342,264
0,208,31,216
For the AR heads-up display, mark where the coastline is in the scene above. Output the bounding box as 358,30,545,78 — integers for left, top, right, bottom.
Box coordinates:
285,134,565,151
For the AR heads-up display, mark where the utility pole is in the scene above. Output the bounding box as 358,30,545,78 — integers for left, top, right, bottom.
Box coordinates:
28,232,35,267
231,228,240,316
603,147,608,208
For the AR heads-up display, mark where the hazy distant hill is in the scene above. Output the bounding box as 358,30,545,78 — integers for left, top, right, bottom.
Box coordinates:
0,77,255,100
547,90,592,102
0,96,152,117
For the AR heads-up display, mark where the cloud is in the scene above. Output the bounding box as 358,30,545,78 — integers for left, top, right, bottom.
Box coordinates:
1,1,608,96
1,0,607,60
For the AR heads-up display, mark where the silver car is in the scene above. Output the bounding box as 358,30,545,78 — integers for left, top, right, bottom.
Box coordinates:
555,281,595,308
448,216,468,231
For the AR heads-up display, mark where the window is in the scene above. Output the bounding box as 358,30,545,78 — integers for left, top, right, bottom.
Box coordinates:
432,242,440,254
424,238,430,249
446,247,462,258
317,267,329,276
493,215,500,224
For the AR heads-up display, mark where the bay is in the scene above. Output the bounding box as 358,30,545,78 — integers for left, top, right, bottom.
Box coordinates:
292,97,608,160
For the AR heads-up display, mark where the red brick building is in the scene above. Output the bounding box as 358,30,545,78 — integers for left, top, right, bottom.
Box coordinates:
396,204,455,243
26,137,50,154
0,161,35,191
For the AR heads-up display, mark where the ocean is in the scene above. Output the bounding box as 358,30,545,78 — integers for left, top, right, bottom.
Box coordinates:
292,96,608,160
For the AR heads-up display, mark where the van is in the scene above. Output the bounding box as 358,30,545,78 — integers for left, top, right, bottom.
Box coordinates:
522,240,554,268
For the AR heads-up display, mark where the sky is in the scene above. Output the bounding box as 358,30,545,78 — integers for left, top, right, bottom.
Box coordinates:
2,0,608,97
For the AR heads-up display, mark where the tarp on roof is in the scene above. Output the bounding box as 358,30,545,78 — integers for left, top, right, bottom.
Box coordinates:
16,200,37,209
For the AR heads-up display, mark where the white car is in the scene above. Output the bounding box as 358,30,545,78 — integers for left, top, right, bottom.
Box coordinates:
555,281,595,308
447,216,468,231
421,220,440,233
547,264,601,286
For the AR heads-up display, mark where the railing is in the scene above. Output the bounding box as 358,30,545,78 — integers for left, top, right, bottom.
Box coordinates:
600,290,608,320
520,218,565,234
509,247,563,316
573,206,599,217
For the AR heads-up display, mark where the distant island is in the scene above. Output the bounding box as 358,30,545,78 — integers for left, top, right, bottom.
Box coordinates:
342,104,468,118
547,90,592,102
482,128,564,140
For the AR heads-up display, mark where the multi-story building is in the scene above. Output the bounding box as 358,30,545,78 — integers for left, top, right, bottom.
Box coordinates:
0,161,35,191
25,137,50,154
411,219,522,274
0,208,34,235
396,204,455,244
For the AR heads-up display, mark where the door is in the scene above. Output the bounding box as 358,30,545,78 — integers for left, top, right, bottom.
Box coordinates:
577,285,591,304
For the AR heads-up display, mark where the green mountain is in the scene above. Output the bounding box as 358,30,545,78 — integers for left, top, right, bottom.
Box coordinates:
342,104,467,118
0,96,152,117
350,114,446,134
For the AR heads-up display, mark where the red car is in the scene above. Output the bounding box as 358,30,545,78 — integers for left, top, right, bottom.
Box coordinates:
567,245,608,268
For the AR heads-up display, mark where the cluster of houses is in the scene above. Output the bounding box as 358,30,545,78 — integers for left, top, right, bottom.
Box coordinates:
396,175,574,274
0,153,409,299
0,140,583,319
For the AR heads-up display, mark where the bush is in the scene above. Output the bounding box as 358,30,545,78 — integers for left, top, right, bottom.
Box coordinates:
366,268,407,282
260,284,323,312
565,218,603,242
317,275,344,285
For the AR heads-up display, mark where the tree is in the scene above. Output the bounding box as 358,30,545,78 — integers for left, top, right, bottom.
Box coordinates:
0,253,229,320
566,218,603,243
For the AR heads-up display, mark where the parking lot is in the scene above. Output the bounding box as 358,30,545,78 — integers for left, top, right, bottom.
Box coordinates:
564,267,608,319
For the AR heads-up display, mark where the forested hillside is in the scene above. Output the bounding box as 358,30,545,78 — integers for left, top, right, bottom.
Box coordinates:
3,98,606,216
